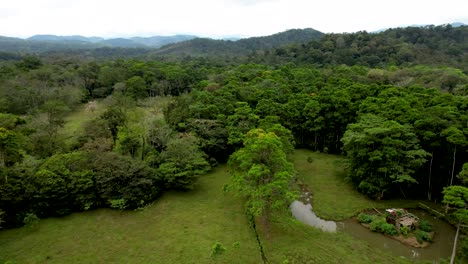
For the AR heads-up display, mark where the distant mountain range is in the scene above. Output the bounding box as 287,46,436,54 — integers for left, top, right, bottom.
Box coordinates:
373,22,466,33
0,22,465,57
152,28,324,57
0,29,324,55
23,34,198,48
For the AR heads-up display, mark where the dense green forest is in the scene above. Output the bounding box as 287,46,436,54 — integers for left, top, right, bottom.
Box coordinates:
1,24,468,263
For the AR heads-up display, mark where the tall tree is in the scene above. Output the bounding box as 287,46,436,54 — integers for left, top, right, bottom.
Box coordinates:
443,186,468,264
341,114,428,199
227,129,296,238
442,127,467,186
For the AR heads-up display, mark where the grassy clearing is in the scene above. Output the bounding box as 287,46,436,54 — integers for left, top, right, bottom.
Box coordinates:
0,164,409,264
0,167,261,264
293,149,421,220
60,100,105,147
1,151,416,264
261,218,408,264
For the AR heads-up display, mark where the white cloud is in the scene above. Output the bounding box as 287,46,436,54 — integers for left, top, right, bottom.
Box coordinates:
0,0,466,38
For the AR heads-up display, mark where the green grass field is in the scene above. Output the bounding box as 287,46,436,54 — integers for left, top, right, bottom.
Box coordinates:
293,149,421,220
0,167,261,264
0,150,414,263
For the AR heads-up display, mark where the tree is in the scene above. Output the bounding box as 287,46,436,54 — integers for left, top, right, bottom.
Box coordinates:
226,102,259,147
227,129,296,238
101,106,126,143
442,186,468,264
92,151,161,209
442,127,466,186
0,128,23,170
158,134,210,190
125,76,147,99
341,114,428,199
458,163,468,186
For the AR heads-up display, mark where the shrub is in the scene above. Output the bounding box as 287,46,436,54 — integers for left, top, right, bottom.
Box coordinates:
210,241,226,257
414,230,431,243
109,199,127,210
419,220,433,232
23,213,40,227
400,225,409,237
370,217,398,235
357,213,374,224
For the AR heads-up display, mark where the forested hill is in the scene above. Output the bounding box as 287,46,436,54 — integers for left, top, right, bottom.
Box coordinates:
0,29,322,55
152,28,324,57
261,25,468,71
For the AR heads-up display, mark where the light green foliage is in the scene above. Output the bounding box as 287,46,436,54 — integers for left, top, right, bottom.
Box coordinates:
258,120,295,155
210,241,226,257
369,217,398,235
228,129,296,236
226,102,259,147
457,163,468,186
400,226,409,237
443,186,468,224
109,199,127,210
357,213,374,224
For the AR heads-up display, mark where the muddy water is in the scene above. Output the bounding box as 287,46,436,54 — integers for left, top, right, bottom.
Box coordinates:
339,210,455,262
290,202,456,262
290,201,337,232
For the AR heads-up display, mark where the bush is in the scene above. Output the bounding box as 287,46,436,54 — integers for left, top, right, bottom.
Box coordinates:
400,225,409,237
109,199,127,210
370,217,398,235
210,241,226,257
419,220,433,232
357,213,374,224
23,213,39,227
414,230,431,243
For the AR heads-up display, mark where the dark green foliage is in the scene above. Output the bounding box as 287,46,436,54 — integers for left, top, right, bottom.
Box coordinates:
101,106,126,143
0,128,23,167
414,230,432,243
158,134,210,190
92,151,161,209
341,115,428,199
357,213,374,224
419,220,433,232
153,28,323,58
22,213,39,227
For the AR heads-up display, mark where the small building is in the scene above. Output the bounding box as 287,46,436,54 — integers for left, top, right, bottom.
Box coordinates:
385,208,419,231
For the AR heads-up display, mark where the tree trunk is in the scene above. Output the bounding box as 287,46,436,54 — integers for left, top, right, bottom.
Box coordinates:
450,221,461,264
314,133,317,151
428,152,433,200
262,207,271,240
450,147,456,186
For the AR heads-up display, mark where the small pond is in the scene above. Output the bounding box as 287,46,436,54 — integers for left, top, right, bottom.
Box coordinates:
290,201,456,262
339,210,456,262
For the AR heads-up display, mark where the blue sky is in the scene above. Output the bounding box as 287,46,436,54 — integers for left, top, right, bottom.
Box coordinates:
1,0,467,38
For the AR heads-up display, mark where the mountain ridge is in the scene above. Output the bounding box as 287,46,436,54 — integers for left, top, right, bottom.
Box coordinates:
0,28,324,54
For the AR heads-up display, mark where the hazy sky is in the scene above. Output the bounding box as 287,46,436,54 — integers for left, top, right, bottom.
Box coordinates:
1,0,467,38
